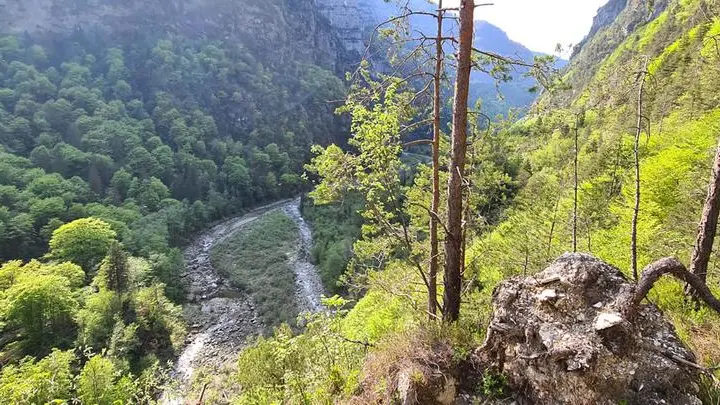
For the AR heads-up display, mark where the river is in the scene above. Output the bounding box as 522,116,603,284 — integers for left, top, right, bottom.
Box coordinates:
161,198,325,403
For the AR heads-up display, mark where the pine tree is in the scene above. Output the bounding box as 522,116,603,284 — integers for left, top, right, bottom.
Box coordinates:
443,0,475,323
103,240,129,293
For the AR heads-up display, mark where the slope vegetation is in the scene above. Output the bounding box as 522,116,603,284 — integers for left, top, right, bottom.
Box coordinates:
227,0,720,403
471,0,720,361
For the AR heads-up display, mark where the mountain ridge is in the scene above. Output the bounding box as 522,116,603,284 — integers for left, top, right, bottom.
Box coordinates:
563,0,672,102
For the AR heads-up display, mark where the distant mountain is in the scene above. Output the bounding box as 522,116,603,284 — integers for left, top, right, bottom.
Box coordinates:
470,20,565,117
318,0,565,116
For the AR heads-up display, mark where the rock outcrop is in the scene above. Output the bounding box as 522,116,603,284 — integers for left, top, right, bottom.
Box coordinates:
315,0,365,57
480,253,702,405
573,0,670,57
560,0,671,103
572,0,628,57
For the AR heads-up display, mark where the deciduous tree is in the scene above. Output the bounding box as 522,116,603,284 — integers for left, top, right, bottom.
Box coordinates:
49,217,116,271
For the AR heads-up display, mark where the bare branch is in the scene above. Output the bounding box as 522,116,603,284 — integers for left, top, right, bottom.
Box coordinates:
408,202,451,236
623,257,720,317
631,58,649,280
404,139,433,147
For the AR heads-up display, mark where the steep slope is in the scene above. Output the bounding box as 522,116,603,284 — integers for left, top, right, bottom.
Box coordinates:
0,0,350,260
562,0,671,102
207,0,720,403
0,0,349,392
470,0,720,362
315,0,367,56
0,0,345,71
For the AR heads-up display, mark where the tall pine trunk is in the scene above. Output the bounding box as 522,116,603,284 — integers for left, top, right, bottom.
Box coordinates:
443,0,474,323
573,118,579,253
428,0,444,319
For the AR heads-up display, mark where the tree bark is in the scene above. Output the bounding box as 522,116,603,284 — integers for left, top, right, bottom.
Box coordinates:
443,0,474,323
546,183,564,260
631,63,648,281
428,0,444,319
688,137,720,288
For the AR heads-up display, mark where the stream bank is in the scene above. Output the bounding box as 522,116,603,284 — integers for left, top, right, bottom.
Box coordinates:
162,198,324,403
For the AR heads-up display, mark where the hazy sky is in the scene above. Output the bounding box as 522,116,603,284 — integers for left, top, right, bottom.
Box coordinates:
441,0,609,55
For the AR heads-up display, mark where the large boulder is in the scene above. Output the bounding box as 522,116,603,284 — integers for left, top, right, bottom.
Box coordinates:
480,253,701,405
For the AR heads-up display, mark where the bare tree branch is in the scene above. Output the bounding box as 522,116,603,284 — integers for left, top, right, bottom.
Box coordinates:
623,257,720,318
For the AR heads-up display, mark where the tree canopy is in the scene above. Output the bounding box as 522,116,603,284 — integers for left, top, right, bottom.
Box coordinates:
49,217,116,271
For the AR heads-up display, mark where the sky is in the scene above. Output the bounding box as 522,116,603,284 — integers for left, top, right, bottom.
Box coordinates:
441,0,610,56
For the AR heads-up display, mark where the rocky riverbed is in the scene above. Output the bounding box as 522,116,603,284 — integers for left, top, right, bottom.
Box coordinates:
282,201,325,312
162,198,324,403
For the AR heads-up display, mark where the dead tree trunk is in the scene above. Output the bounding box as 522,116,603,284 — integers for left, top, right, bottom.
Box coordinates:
546,186,563,260
443,0,475,323
573,115,579,253
631,62,648,281
428,0,444,320
622,138,720,315
687,137,720,290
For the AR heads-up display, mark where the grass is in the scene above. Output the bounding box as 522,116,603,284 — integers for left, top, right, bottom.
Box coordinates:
211,210,300,328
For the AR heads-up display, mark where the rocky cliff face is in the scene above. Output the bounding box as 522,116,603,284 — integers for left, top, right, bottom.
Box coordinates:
572,0,629,57
314,0,427,59
315,0,366,57
574,0,671,57
0,0,345,71
565,0,670,98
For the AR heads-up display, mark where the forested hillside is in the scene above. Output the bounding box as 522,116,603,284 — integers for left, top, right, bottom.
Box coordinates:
3,0,720,403
225,0,720,403
0,0,347,401
0,30,346,261
470,0,720,353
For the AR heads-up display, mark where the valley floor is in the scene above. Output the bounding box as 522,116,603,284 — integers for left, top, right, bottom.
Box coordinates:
163,198,325,403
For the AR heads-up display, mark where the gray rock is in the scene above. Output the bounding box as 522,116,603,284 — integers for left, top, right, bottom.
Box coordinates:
482,253,702,405
594,311,624,331
315,0,364,55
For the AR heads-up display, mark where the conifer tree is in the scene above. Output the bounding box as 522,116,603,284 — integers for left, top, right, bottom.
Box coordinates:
443,0,475,322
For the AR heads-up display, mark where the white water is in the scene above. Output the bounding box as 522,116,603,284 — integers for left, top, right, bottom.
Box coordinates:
174,333,207,382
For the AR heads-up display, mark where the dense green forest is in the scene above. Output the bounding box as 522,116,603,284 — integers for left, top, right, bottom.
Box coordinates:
3,0,720,403
217,0,720,403
0,23,345,401
301,195,363,295
0,32,345,262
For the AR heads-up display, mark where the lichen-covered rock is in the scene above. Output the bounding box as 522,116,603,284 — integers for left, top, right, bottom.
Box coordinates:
481,253,701,405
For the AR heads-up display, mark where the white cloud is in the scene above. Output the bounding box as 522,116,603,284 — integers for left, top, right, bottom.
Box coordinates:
439,0,609,55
